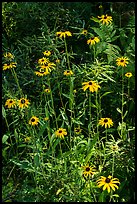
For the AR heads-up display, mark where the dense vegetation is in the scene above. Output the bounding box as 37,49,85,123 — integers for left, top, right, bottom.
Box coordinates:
2,2,135,202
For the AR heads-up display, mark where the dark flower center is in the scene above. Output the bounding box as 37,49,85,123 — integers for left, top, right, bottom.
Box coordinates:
10,100,13,103
75,129,80,132
21,99,26,104
120,60,124,62
104,16,108,19
41,59,44,62
7,63,11,66
91,37,95,40
67,71,70,73
31,118,35,122
86,167,90,171
89,82,93,85
59,130,62,133
104,119,108,123
105,178,111,183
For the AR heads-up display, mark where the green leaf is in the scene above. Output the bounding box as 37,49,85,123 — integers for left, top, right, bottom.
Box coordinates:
2,134,9,144
2,105,6,118
34,154,40,167
100,92,112,99
116,108,122,114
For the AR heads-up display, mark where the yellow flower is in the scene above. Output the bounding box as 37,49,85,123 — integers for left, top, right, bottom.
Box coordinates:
82,165,96,178
56,59,60,64
98,14,113,25
74,127,82,135
82,80,100,92
87,37,100,46
5,99,16,108
81,29,88,35
18,98,30,108
99,118,113,128
44,89,50,93
56,31,72,38
116,56,129,67
4,52,14,60
35,68,49,76
97,175,120,193
55,128,67,139
3,62,17,70
44,117,49,121
64,70,73,76
125,72,132,78
43,50,51,57
29,116,39,126
24,136,31,143
38,57,49,65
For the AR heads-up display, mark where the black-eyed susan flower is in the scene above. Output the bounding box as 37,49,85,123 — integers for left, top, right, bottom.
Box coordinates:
43,50,51,57
35,69,49,77
4,52,14,60
116,56,129,67
3,62,17,70
82,80,100,92
81,29,88,35
98,14,113,25
55,128,67,139
125,72,132,78
99,118,113,128
38,57,49,65
18,98,30,108
87,37,100,46
44,88,50,93
82,165,96,178
97,175,120,193
74,127,82,135
29,116,39,126
5,99,16,108
56,31,72,38
46,62,56,72
64,70,73,76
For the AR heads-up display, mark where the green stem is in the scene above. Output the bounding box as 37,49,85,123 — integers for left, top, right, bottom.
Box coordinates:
11,68,23,97
89,92,92,138
121,66,124,138
112,153,115,178
64,38,70,69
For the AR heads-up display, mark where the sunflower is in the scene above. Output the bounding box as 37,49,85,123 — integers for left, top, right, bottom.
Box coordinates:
3,62,17,70
116,56,129,67
29,116,39,126
38,57,49,65
74,127,82,135
43,50,51,57
64,70,73,76
55,128,67,139
125,72,132,78
81,29,88,35
82,80,100,92
98,14,113,25
4,52,14,60
18,98,30,108
98,118,113,128
97,175,120,193
5,99,16,108
56,31,72,38
82,165,96,177
44,88,50,93
87,37,100,46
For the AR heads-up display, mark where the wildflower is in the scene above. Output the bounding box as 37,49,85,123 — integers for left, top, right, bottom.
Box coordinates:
81,29,88,35
97,175,120,193
29,116,39,126
3,62,17,70
64,70,73,76
125,72,132,78
98,14,113,25
38,57,49,65
82,80,100,92
74,127,82,135
44,89,50,93
43,50,51,57
24,136,31,143
56,31,72,38
55,128,67,139
106,135,121,155
82,165,96,177
46,62,56,72
44,117,49,121
4,52,14,60
35,69,49,77
87,37,100,46
18,98,30,108
5,99,16,108
56,59,60,64
99,118,113,128
116,56,129,67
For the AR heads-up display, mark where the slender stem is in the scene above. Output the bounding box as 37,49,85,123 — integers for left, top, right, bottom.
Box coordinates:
112,153,115,178
11,68,23,97
127,79,130,97
64,38,70,69
121,66,124,138
89,92,92,138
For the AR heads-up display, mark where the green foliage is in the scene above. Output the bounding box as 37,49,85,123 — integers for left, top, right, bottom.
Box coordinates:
2,2,135,202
